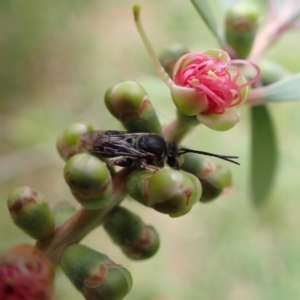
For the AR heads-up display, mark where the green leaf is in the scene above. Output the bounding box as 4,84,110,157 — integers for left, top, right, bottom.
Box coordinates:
191,0,225,46
250,105,278,206
249,73,300,103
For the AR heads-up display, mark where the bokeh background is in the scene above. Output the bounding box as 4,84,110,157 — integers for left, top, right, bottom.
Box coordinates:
1,0,300,299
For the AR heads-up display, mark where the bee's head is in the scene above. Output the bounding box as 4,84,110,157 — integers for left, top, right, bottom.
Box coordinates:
166,142,182,169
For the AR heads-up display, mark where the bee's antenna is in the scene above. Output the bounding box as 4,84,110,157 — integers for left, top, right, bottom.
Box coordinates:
178,148,240,165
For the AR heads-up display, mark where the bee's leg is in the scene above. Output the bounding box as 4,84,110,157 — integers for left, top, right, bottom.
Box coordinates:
107,157,134,168
136,159,159,171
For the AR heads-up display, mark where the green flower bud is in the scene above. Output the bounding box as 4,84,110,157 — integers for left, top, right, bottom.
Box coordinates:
225,1,262,58
0,244,54,300
61,244,133,300
200,178,223,202
200,164,232,202
180,153,232,202
122,225,159,259
64,153,112,209
159,44,189,78
7,187,55,240
259,59,287,86
104,81,161,133
126,169,202,217
180,152,206,175
52,201,77,226
57,119,94,161
104,207,160,260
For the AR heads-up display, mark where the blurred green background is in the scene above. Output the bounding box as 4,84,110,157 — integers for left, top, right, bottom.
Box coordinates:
1,0,300,299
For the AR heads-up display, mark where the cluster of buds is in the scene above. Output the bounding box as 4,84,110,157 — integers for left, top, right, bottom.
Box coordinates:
1,77,238,298
1,1,267,299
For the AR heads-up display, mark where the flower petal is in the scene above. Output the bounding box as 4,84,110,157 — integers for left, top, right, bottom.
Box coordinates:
171,85,208,116
197,108,240,131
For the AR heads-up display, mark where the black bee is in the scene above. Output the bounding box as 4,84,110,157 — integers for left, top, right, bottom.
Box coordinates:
78,131,239,170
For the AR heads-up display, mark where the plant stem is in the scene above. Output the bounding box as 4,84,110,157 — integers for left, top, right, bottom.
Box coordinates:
249,1,300,61
133,5,174,89
162,118,193,143
36,167,132,263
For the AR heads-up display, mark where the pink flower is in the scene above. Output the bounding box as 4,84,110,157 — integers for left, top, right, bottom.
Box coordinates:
174,52,242,114
171,50,260,130
0,244,54,300
133,8,260,131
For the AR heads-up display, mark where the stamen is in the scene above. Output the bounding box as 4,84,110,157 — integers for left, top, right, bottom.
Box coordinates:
174,53,260,114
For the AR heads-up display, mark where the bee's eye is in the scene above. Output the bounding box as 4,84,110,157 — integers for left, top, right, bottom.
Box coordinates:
137,135,166,156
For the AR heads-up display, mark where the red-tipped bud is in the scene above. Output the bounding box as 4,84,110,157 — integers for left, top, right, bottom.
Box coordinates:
225,1,262,58
61,244,132,300
7,186,55,240
180,153,233,202
200,163,233,202
126,169,202,217
0,244,54,300
104,207,160,260
104,81,161,133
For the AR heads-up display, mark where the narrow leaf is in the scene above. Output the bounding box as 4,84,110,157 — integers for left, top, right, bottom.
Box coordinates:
191,0,225,46
248,73,300,103
250,105,278,206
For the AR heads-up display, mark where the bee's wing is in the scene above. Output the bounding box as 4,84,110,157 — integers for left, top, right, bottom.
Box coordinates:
77,131,155,159
77,131,106,153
